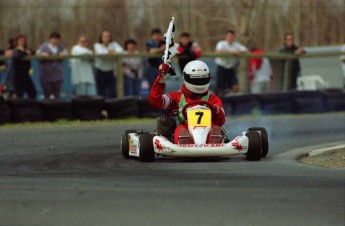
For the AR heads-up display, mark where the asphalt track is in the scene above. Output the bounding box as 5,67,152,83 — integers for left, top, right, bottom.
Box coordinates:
0,113,344,226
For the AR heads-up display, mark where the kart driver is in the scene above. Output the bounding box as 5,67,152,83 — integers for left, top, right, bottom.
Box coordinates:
149,60,225,144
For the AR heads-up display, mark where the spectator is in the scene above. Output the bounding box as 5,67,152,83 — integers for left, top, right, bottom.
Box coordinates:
70,36,96,96
340,43,345,87
146,28,165,87
94,30,123,98
122,39,143,96
280,33,305,90
0,48,5,91
249,48,273,93
37,32,67,99
12,34,37,99
3,38,16,97
177,32,202,71
215,30,247,97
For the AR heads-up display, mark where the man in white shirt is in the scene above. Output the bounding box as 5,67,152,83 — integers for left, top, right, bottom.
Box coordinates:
215,30,247,97
94,31,123,98
70,36,96,96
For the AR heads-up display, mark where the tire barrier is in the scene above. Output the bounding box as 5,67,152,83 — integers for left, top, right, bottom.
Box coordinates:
137,97,164,118
6,99,43,123
40,100,73,121
321,91,345,112
0,96,10,124
223,94,261,115
0,90,344,124
257,93,292,115
72,96,105,121
289,91,324,114
105,96,139,119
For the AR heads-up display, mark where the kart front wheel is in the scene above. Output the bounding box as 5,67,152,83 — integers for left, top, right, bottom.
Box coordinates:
139,134,155,162
247,127,269,157
121,130,137,159
246,131,262,161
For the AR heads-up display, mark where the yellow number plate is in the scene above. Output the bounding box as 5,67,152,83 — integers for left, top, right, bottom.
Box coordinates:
187,109,211,127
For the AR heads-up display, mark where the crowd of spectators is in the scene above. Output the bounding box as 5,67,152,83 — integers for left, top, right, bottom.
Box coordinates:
2,28,336,101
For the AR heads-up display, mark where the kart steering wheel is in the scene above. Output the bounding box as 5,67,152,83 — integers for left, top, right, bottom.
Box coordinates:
182,100,213,120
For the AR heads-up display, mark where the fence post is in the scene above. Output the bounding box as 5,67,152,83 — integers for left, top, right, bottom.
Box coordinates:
283,59,291,92
116,55,124,97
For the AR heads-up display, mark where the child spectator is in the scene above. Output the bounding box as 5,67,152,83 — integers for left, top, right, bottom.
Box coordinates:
280,33,305,90
12,34,37,99
122,39,143,96
145,28,165,87
37,32,68,99
70,36,96,96
94,30,123,98
215,30,247,97
177,32,202,71
249,48,273,93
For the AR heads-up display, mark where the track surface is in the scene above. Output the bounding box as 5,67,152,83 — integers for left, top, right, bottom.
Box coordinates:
0,113,344,226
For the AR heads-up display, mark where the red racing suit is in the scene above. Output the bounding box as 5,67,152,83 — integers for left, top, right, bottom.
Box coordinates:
149,73,225,126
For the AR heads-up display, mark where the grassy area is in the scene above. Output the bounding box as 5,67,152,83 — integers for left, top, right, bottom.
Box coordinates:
0,117,155,128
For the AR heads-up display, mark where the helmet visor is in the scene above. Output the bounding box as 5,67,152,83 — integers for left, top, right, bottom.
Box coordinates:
184,73,210,86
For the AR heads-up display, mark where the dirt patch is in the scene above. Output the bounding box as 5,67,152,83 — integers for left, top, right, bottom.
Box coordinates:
299,149,345,169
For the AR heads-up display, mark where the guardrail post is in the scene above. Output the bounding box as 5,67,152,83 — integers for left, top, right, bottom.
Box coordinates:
283,59,291,92
116,55,124,97
243,57,250,93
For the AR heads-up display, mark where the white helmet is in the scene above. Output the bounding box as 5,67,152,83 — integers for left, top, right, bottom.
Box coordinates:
183,60,210,94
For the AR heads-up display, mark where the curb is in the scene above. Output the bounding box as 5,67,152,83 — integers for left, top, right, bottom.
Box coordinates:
308,144,345,157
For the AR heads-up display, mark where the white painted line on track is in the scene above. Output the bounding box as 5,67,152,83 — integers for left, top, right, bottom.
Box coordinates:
309,144,345,157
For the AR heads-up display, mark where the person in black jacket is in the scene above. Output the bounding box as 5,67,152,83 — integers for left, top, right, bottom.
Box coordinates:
12,34,37,99
177,32,202,71
280,33,305,90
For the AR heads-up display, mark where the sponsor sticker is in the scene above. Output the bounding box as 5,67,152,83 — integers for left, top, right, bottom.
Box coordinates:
130,145,137,154
178,144,224,148
154,139,163,152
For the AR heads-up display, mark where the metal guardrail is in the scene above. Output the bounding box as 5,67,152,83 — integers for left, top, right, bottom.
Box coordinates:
1,51,344,97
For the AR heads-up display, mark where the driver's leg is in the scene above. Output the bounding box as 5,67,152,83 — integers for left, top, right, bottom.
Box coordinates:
208,125,223,144
174,125,194,144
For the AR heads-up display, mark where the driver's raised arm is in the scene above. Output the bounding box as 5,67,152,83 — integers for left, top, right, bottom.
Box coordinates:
149,64,176,110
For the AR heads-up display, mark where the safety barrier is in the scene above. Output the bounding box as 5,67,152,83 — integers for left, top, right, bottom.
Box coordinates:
0,90,344,124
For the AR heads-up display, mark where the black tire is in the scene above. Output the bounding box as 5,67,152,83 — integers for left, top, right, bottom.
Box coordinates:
246,131,262,161
0,105,11,124
247,127,269,157
7,99,43,123
72,95,105,108
121,130,137,159
107,106,139,119
138,133,155,162
40,100,73,121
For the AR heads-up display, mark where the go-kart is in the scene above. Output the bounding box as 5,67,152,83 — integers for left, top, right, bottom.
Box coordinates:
121,100,269,162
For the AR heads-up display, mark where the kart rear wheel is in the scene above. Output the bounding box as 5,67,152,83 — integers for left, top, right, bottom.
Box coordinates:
139,134,155,162
121,130,137,159
247,127,269,157
246,131,262,161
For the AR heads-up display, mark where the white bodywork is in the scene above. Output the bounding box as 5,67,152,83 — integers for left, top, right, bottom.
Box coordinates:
127,104,249,158
127,132,248,158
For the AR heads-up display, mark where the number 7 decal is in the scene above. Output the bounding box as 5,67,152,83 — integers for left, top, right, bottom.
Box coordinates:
195,112,204,124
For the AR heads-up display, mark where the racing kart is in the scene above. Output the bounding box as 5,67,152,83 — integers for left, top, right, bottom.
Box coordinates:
121,100,269,162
